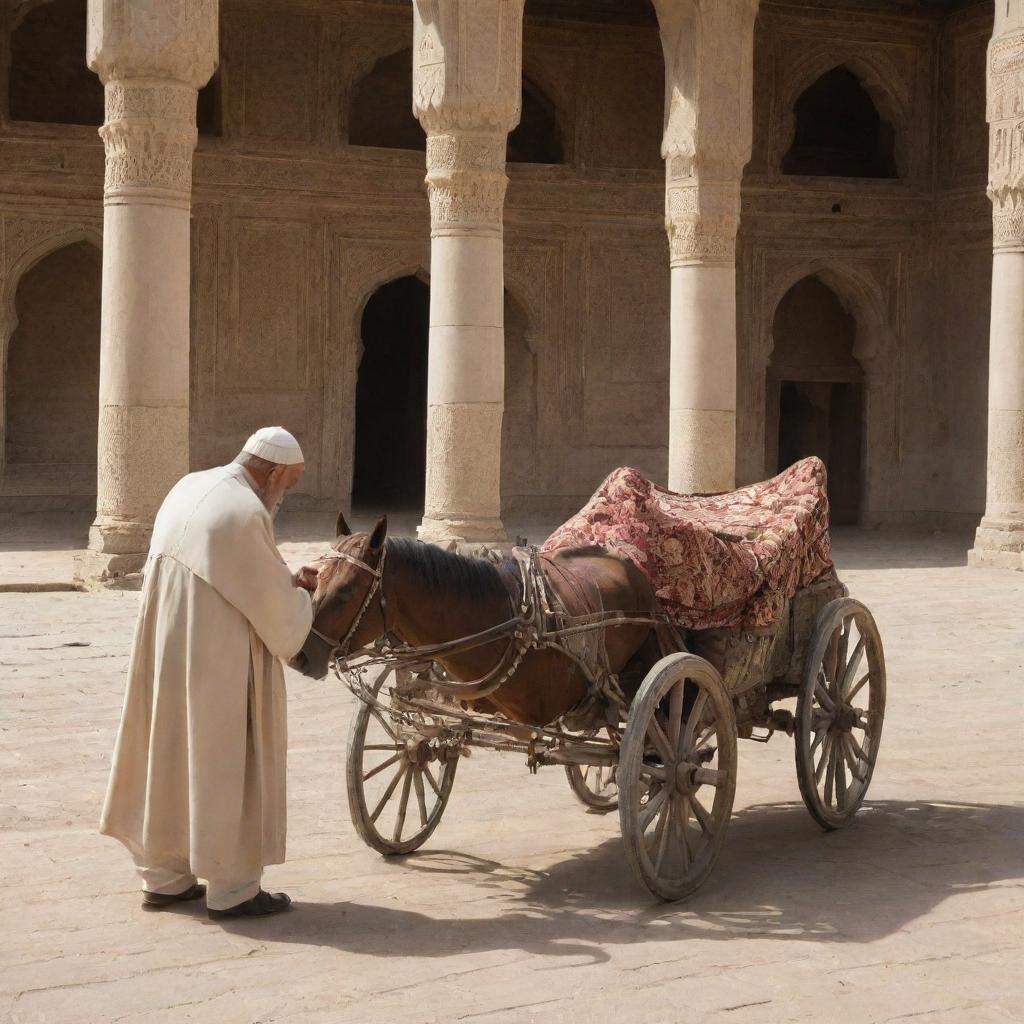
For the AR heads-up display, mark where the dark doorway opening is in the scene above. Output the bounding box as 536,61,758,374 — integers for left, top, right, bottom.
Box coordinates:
778,381,863,525
352,276,429,510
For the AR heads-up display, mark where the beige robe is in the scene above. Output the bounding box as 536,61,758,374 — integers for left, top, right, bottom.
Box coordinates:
100,463,313,885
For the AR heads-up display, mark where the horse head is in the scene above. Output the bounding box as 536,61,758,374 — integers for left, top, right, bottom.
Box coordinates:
290,513,388,679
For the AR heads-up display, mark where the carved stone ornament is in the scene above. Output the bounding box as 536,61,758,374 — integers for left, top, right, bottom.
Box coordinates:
412,0,525,135
655,0,758,267
100,80,198,204
87,0,218,89
666,181,742,267
424,131,509,233
988,28,1024,251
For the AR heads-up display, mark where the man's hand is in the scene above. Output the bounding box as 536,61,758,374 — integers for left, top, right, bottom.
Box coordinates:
294,565,319,593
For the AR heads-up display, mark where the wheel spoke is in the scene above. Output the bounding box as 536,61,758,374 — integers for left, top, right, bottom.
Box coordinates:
695,722,717,751
653,798,673,875
668,681,684,753
369,708,399,741
393,766,414,842
677,797,692,871
690,793,714,836
363,752,402,782
815,679,836,712
840,734,867,782
840,635,866,698
815,733,834,784
640,762,667,783
846,731,868,763
846,672,870,704
835,751,847,810
647,715,675,765
413,769,429,827
824,741,837,807
810,723,829,757
682,691,709,754
638,787,669,832
370,763,408,823
422,763,442,797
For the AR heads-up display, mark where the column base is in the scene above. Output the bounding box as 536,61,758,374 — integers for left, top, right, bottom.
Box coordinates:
74,517,151,589
417,514,508,551
968,515,1024,571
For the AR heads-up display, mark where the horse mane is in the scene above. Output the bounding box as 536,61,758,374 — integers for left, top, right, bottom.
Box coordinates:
386,538,515,606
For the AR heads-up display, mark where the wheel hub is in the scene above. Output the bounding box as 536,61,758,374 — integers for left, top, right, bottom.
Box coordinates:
834,704,858,732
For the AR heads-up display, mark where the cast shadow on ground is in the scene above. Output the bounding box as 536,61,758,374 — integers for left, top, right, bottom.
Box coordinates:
220,799,1024,961
829,527,973,570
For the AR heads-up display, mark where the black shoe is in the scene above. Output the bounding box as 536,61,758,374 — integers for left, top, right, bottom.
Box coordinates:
207,889,292,920
142,883,206,910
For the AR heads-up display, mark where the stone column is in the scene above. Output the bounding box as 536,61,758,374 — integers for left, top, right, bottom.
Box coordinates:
654,0,758,494
970,4,1024,571
412,0,524,546
77,0,217,584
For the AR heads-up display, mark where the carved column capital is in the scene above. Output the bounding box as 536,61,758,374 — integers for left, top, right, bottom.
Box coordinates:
655,0,757,267
413,0,524,237
988,25,1024,252
666,175,742,268
87,0,218,89
99,80,198,206
88,0,218,208
424,131,508,235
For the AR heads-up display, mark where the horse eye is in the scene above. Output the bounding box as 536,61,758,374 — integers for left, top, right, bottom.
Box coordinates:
337,585,354,602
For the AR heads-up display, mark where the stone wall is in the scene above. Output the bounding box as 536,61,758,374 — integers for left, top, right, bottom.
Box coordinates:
738,0,992,529
0,0,995,529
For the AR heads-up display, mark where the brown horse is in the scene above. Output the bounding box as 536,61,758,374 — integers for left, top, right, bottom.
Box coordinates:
291,514,677,727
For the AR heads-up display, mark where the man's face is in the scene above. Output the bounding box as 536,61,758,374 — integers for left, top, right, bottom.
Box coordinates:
259,462,304,517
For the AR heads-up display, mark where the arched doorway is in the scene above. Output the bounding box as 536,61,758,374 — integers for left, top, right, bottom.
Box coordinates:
3,240,102,501
782,65,898,178
352,275,430,510
768,276,864,525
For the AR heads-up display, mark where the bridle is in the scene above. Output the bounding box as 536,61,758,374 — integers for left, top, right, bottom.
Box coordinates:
307,543,389,659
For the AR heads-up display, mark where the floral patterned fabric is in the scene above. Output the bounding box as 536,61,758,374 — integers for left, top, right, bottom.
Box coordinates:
542,457,835,631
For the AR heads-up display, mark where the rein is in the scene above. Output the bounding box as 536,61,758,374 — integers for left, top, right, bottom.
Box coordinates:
323,545,674,705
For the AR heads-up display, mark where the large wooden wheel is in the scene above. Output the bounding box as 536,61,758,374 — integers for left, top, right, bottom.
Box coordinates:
347,669,459,856
795,597,886,830
565,726,620,813
619,654,737,901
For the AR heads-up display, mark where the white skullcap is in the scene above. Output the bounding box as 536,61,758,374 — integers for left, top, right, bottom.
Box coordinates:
242,426,304,465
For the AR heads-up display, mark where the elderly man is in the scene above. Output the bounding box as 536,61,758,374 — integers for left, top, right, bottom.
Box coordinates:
100,427,314,919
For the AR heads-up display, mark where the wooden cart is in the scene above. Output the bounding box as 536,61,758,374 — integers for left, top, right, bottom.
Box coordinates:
341,564,886,901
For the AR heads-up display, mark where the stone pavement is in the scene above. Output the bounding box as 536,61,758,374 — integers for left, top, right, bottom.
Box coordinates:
1,524,1022,1024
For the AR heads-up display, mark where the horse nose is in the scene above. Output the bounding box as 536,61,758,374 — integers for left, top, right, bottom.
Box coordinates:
290,649,309,674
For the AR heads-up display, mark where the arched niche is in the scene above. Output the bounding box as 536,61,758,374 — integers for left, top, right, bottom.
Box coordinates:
2,239,102,503
347,47,564,164
782,65,898,179
8,0,103,126
767,275,865,524
349,49,425,153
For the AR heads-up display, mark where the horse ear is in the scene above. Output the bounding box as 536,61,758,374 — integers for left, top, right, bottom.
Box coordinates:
369,515,388,553
335,510,352,537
